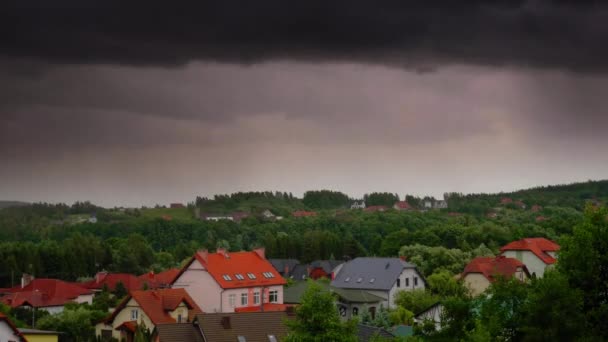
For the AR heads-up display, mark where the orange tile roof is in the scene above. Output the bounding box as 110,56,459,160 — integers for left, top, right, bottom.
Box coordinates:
1,279,93,309
81,273,144,292
463,256,529,282
394,201,412,209
500,238,559,265
139,269,180,288
104,288,202,326
177,249,286,290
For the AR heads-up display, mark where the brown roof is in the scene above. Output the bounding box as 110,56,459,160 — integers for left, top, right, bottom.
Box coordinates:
156,323,204,342
196,312,291,342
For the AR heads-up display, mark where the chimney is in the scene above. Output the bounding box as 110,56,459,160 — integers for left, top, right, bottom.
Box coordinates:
284,265,290,277
253,247,266,260
216,248,229,258
21,273,34,288
221,316,231,329
198,249,209,263
96,271,108,283
306,265,312,277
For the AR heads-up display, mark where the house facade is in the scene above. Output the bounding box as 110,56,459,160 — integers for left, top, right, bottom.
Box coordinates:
0,313,25,342
331,258,426,311
350,201,366,209
172,248,286,313
414,302,444,330
461,256,530,296
393,201,413,211
95,288,201,341
500,238,559,278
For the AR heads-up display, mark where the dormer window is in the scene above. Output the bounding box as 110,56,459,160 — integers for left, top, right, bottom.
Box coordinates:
356,277,363,283
369,278,375,283
344,277,350,282
247,273,256,279
263,272,275,278
235,274,245,280
222,274,232,281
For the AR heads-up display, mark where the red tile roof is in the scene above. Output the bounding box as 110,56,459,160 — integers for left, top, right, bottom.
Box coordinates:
115,321,138,332
139,269,180,289
364,205,388,212
0,279,93,309
0,313,25,341
234,303,293,313
463,256,529,282
393,201,412,210
81,273,144,292
105,288,202,325
176,249,286,290
500,238,560,265
292,210,317,217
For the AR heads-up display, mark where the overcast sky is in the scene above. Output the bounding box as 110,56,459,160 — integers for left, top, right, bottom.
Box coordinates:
1,1,608,207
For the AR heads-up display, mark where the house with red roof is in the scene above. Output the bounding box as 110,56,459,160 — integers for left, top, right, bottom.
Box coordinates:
95,288,202,341
500,238,560,278
81,272,145,293
364,205,388,213
172,248,286,313
393,201,413,211
292,210,317,217
138,269,180,289
0,313,25,341
461,256,530,296
0,278,93,314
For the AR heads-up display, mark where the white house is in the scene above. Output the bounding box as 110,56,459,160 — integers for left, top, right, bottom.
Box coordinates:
415,302,444,331
350,201,366,209
172,248,286,313
500,238,559,278
330,257,426,311
0,313,24,342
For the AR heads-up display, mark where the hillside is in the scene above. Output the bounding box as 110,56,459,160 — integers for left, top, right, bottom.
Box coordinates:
0,200,30,209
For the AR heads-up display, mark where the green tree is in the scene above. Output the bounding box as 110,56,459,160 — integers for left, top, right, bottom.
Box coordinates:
284,281,358,342
478,278,528,341
426,270,467,298
113,281,128,299
394,289,439,314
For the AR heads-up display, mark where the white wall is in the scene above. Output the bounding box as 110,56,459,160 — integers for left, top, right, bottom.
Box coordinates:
95,298,155,340
172,259,223,312
502,251,548,277
0,320,21,342
463,273,491,296
221,285,284,312
388,268,426,308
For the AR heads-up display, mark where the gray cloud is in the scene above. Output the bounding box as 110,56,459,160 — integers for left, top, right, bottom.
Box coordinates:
2,1,608,71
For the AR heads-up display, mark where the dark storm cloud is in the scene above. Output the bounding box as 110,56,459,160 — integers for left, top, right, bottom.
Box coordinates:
2,1,608,71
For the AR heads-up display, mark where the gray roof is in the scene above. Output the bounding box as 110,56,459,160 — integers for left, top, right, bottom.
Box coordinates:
331,257,420,291
357,324,394,341
268,259,300,275
156,323,204,342
289,260,344,280
195,312,291,342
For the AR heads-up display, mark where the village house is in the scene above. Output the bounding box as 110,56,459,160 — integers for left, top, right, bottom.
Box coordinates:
290,260,344,281
95,288,202,341
172,248,286,313
331,257,426,310
393,201,413,211
364,205,388,213
0,313,25,342
170,203,185,209
461,256,530,296
268,259,300,278
138,269,180,289
414,302,444,331
156,311,291,342
433,200,448,209
18,328,61,342
82,272,146,293
350,201,366,209
500,238,559,278
0,277,93,314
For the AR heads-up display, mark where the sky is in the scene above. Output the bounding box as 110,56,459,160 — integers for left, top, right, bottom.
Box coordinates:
1,1,608,207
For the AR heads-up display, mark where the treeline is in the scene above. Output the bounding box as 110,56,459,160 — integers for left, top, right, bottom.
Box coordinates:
302,190,351,209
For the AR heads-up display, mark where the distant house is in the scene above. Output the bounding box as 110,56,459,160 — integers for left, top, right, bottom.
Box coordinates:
531,204,542,212
138,269,180,289
514,200,526,209
268,259,300,277
19,328,61,342
201,214,234,222
414,302,444,330
461,256,530,296
290,260,344,281
331,257,426,309
423,201,433,209
500,197,513,205
364,205,388,213
350,201,366,209
393,201,413,211
500,238,559,278
261,209,276,219
230,212,250,223
82,272,145,293
172,248,286,313
88,214,98,223
156,311,291,342
292,210,317,217
170,203,185,209
433,200,448,209
95,288,202,341
0,278,93,314
0,313,25,341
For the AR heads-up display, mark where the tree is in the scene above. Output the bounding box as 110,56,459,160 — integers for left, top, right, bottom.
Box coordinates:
36,305,102,342
477,278,528,341
394,289,439,314
284,281,358,342
557,206,608,338
113,281,128,299
426,270,467,298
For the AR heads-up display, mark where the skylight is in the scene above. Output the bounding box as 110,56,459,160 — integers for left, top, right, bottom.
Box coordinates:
222,274,232,281
344,277,350,282
356,277,363,283
247,273,256,279
235,274,245,280
263,272,275,278
369,278,375,283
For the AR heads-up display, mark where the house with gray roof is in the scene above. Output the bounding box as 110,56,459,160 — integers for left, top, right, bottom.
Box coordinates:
331,257,426,309
268,259,300,277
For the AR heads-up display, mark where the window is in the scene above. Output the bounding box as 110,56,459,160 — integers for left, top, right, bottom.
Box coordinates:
131,309,138,320
396,278,401,288
352,307,359,316
268,335,278,342
254,291,260,304
263,272,275,278
247,273,256,279
223,274,232,281
235,274,245,280
229,294,236,307
177,313,183,323
369,278,375,283
414,277,418,286
344,277,350,282
356,277,363,283
269,290,278,303
405,277,409,287
241,293,248,306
